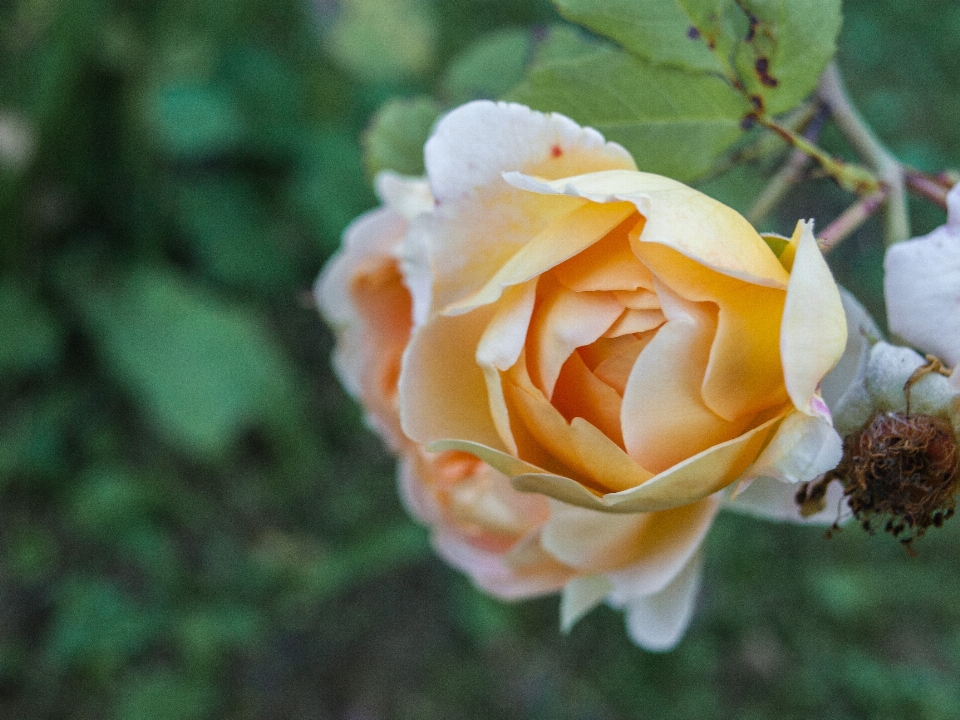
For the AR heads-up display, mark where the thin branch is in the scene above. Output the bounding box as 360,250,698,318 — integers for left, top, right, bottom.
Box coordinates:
698,101,819,185
755,113,880,196
818,188,889,254
818,63,909,246
905,170,949,209
747,105,828,227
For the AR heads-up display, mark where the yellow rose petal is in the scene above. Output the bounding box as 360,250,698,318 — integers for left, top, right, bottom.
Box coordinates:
507,360,652,494
526,274,624,397
445,201,636,314
400,305,506,450
541,495,719,580
513,414,782,514
781,220,847,414
620,282,751,473
634,242,788,422
506,169,789,289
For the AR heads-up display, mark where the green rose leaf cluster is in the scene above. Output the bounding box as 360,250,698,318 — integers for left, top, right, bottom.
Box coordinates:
509,0,842,181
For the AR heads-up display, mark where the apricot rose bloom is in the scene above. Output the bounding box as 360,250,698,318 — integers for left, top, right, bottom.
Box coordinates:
318,101,848,649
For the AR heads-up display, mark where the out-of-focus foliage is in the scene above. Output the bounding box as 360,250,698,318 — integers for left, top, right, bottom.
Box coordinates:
1,0,959,717
363,96,440,178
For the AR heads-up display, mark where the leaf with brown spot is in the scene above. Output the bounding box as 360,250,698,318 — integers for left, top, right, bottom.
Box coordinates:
733,0,842,114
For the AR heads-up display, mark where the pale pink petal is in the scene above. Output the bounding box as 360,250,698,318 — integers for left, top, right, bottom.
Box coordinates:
314,206,412,448
314,207,406,340
433,529,570,600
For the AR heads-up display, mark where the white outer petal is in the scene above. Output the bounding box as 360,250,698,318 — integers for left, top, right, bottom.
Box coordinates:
733,411,842,490
375,171,433,220
425,100,635,201
884,183,960,364
727,472,847,525
560,575,613,632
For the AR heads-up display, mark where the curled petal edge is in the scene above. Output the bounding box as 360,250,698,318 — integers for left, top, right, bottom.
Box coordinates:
428,413,783,514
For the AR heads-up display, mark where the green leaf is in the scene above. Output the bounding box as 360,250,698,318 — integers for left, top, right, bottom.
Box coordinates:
175,178,300,294
732,0,843,115
362,96,440,178
322,0,438,82
549,0,841,116
68,466,165,535
5,526,58,582
441,28,534,105
116,670,216,720
146,84,246,158
293,129,377,250
521,0,842,179
530,24,607,66
695,160,771,217
176,604,263,668
552,0,729,75
0,390,71,483
509,47,750,182
47,578,161,674
77,266,297,460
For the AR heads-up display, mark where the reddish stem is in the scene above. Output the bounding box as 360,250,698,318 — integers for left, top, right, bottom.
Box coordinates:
818,187,890,253
905,170,949,209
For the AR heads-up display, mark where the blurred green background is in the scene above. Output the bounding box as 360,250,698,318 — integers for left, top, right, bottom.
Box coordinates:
2,0,960,718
